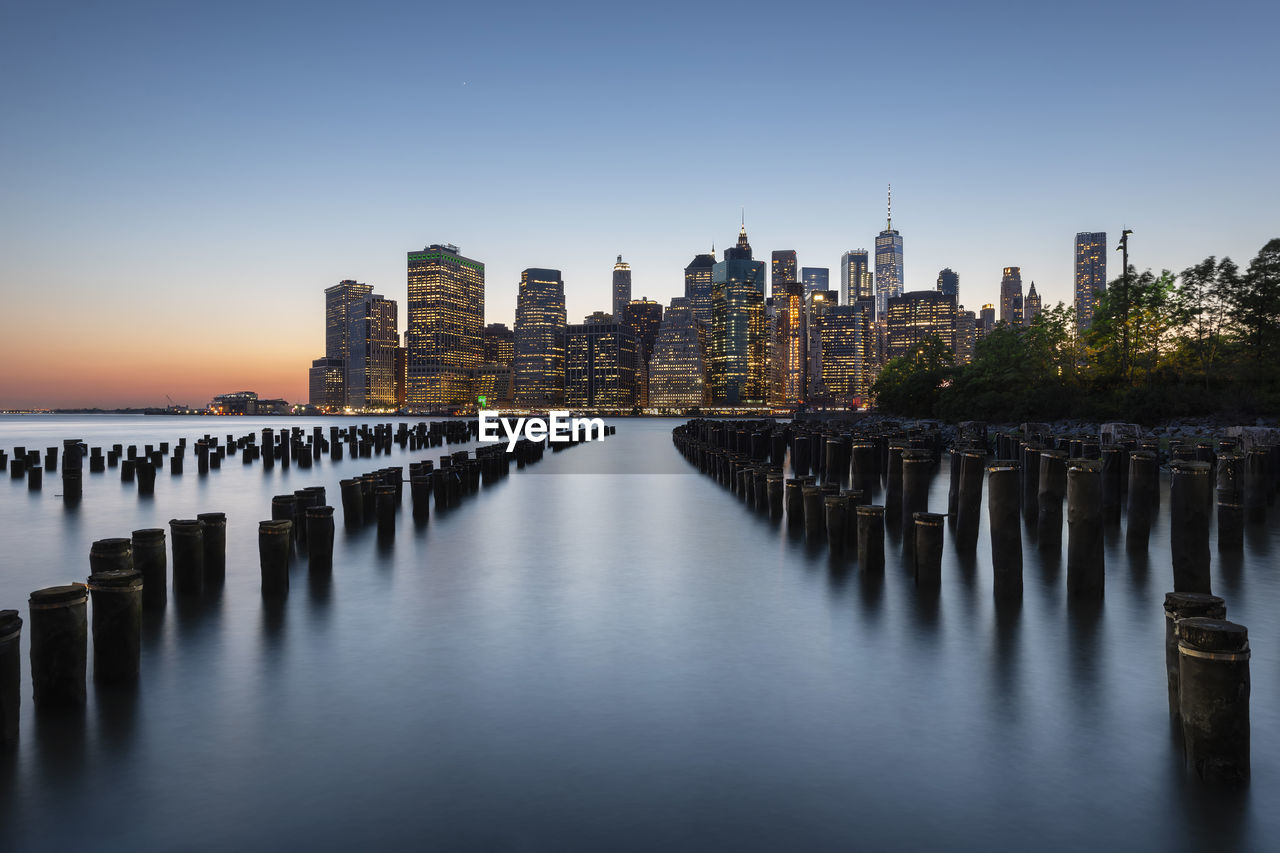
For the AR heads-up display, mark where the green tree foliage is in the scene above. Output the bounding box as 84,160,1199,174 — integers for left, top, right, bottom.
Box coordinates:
868,237,1280,421
870,335,954,418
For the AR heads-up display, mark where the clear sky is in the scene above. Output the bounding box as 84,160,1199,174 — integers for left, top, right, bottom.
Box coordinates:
1,0,1276,408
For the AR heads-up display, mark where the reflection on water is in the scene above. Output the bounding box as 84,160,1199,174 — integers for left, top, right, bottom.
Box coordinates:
0,415,1276,849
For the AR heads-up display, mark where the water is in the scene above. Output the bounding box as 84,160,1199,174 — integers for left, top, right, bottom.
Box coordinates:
0,414,1276,851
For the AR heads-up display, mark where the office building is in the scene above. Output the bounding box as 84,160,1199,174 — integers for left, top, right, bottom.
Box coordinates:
770,280,806,406
875,187,904,317
623,297,663,406
566,321,638,408
345,293,399,409
317,279,374,405
1075,231,1107,334
308,357,345,410
937,268,959,302
978,304,996,339
405,243,485,409
482,323,514,366
819,298,876,406
649,297,707,409
801,267,829,298
999,267,1024,326
513,268,567,405
771,250,797,297
684,251,716,328
886,290,958,361
956,309,976,364
709,225,768,405
612,255,632,321
805,289,838,397
840,250,873,306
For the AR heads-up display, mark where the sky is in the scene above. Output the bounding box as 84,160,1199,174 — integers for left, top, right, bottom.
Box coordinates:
1,0,1277,408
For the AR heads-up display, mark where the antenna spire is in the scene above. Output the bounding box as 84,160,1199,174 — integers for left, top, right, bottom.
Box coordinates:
887,184,893,231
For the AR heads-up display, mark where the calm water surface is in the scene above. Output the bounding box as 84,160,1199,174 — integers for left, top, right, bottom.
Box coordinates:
0,414,1276,851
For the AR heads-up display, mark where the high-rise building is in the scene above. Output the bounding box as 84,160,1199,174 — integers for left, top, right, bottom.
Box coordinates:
566,321,638,408
801,267,830,298
840,250,873,306
1075,231,1107,334
345,293,399,409
978,304,996,339
308,357,345,409
956,309,976,364
684,252,716,329
649,297,707,410
875,187,904,317
999,267,1024,326
623,297,663,406
319,279,375,404
584,311,614,325
1024,282,1042,325
886,291,957,361
709,225,768,405
804,289,839,397
482,323,514,366
612,255,632,321
820,298,876,406
405,243,485,409
513,268,567,405
771,250,797,297
937,268,959,302
770,281,807,406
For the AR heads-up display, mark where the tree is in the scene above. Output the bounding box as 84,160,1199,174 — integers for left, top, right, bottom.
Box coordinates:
1234,238,1280,363
871,335,954,417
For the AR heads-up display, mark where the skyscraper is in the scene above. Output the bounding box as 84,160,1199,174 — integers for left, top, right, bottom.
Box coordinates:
482,323,514,366
804,289,838,396
315,279,374,407
684,251,716,329
771,250,797,297
937,268,959,302
1024,282,1042,325
513,268,567,405
1075,232,1107,334
886,291,958,361
956,309,976,364
612,255,632,321
623,297,663,406
405,244,485,409
770,280,806,406
710,225,767,405
874,187,903,317
840,250,873,306
649,297,707,409
820,299,876,406
565,321,637,408
344,293,399,409
979,304,995,338
999,267,1024,326
801,267,830,298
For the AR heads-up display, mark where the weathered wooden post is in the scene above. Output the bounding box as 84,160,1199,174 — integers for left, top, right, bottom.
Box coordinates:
856,505,885,573
87,569,143,683
131,528,167,610
258,520,291,597
28,584,88,708
988,464,1022,598
168,519,205,597
913,512,944,587
1066,460,1104,598
1177,617,1250,786
0,610,21,743
1164,592,1226,721
1170,460,1212,594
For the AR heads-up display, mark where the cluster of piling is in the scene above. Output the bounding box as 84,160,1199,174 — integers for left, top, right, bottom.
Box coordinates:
673,416,1265,785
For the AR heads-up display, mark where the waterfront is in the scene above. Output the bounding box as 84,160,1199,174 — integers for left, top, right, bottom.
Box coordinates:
1,415,1277,850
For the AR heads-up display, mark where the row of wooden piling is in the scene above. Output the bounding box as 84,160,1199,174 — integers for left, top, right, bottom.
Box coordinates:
672,417,1257,786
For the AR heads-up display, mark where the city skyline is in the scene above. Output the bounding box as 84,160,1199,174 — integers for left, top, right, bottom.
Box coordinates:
2,1,1276,408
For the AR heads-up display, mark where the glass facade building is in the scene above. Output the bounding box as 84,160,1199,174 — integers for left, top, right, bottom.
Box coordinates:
840,250,873,306
805,289,838,397
1075,231,1107,334
709,226,768,405
612,255,632,321
937,268,959,302
886,290,957,362
345,294,399,409
308,357,345,410
820,298,876,406
649,297,707,410
565,322,638,408
770,281,806,406
405,244,485,409
771,250,797,297
514,268,567,405
684,252,716,329
801,267,829,299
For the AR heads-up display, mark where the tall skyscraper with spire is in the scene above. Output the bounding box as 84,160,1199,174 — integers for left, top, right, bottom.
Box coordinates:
1075,232,1107,334
709,223,767,405
840,250,872,305
874,185,904,318
611,255,632,321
